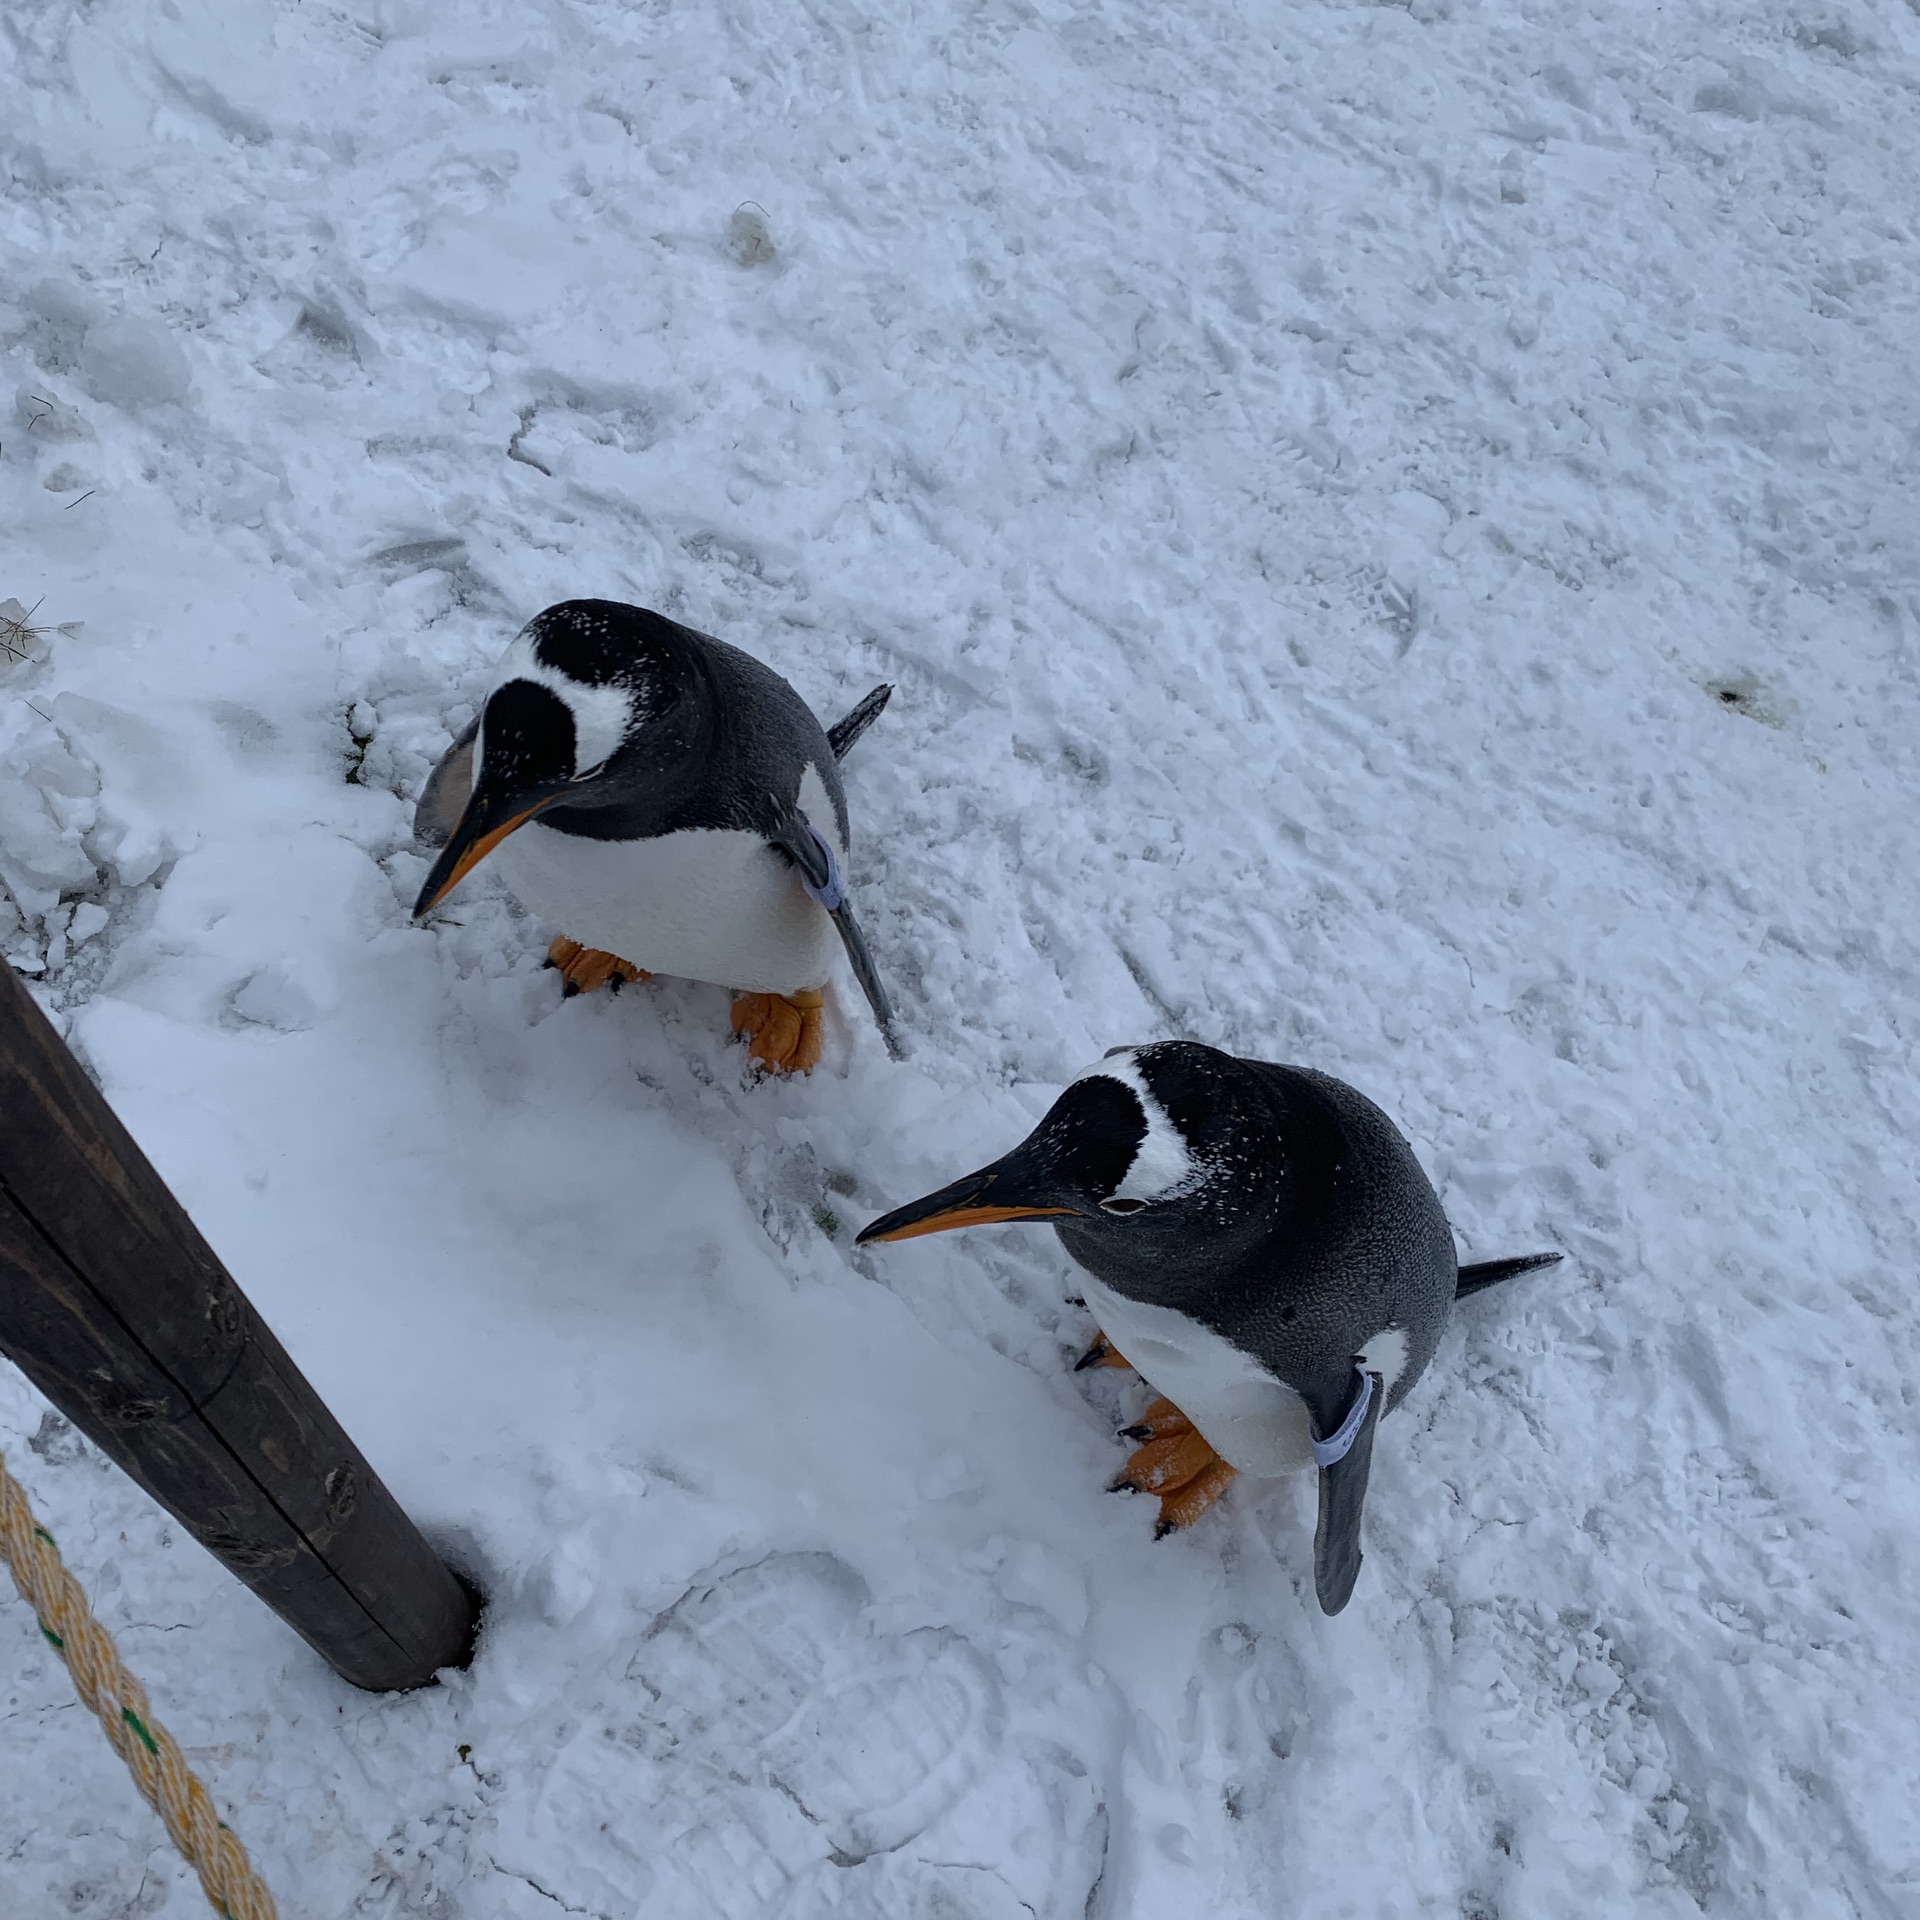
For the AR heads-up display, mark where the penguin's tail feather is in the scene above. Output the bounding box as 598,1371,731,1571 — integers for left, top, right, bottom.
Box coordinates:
827,684,893,760
1456,1251,1563,1298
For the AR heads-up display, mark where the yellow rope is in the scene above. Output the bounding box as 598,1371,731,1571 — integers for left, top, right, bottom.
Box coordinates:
0,1447,279,1920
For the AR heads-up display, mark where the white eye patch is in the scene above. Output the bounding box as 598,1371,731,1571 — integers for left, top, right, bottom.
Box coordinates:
485,633,635,776
1070,1050,1199,1202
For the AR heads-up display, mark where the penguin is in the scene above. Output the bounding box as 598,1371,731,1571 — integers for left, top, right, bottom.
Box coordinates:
855,1040,1560,1614
411,599,898,1073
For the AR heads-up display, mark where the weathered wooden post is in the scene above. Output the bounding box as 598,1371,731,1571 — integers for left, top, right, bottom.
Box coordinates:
0,961,477,1691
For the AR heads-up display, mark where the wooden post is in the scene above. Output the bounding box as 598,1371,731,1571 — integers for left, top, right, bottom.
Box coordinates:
0,962,477,1691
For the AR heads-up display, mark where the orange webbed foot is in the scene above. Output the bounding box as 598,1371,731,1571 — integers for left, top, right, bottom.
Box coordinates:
1074,1332,1135,1373
1111,1397,1238,1535
730,989,825,1074
547,937,651,997
1118,1396,1192,1443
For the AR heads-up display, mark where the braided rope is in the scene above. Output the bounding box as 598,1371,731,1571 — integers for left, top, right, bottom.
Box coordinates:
0,1448,279,1920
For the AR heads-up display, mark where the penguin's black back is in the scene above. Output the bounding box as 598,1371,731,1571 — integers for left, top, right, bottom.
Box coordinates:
1243,1064,1456,1408
529,601,850,847
1057,1050,1457,1411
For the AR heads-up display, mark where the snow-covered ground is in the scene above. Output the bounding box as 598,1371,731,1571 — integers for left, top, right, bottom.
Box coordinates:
5,0,1920,1912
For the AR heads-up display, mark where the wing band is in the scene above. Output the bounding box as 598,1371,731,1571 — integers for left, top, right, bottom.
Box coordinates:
1310,1367,1375,1469
799,821,847,913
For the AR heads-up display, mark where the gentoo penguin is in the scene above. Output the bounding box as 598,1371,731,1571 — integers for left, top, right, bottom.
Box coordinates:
412,599,897,1073
856,1041,1559,1613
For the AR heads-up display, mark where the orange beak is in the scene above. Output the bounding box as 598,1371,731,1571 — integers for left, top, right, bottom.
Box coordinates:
859,1202,1077,1243
856,1163,1083,1245
413,795,558,918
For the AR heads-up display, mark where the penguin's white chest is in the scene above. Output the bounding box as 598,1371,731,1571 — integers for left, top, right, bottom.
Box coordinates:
1080,1277,1317,1476
1076,1283,1413,1478
488,765,843,995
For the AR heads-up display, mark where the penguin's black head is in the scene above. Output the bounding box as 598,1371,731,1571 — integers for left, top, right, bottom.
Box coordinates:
413,601,700,917
856,1042,1276,1247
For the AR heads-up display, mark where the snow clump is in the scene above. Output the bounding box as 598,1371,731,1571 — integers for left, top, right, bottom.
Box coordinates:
79,315,192,411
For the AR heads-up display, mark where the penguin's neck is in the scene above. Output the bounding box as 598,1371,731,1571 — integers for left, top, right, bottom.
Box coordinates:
1055,1183,1288,1317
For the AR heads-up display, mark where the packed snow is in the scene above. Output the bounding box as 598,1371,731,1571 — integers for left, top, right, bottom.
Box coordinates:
5,0,1920,1913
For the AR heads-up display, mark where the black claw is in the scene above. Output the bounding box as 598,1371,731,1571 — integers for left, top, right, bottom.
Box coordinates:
1107,1475,1138,1496
562,979,581,999
541,955,558,970
1073,1339,1111,1373
606,975,623,994
1153,1519,1177,1541
1119,1423,1153,1442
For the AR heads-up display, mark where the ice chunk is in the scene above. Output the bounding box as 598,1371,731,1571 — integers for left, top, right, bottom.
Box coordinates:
728,203,776,265
13,386,94,442
81,315,192,409
66,901,109,946
229,962,323,1032
49,693,180,889
0,708,100,919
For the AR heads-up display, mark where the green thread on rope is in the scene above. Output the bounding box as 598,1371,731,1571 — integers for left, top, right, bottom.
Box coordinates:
123,1706,160,1758
34,1526,55,1547
40,1621,65,1649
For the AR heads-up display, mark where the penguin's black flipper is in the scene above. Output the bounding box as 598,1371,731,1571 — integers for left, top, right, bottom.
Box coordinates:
826,684,892,761
765,799,903,1058
1308,1369,1384,1616
823,893,902,1059
414,714,481,849
1455,1251,1563,1299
